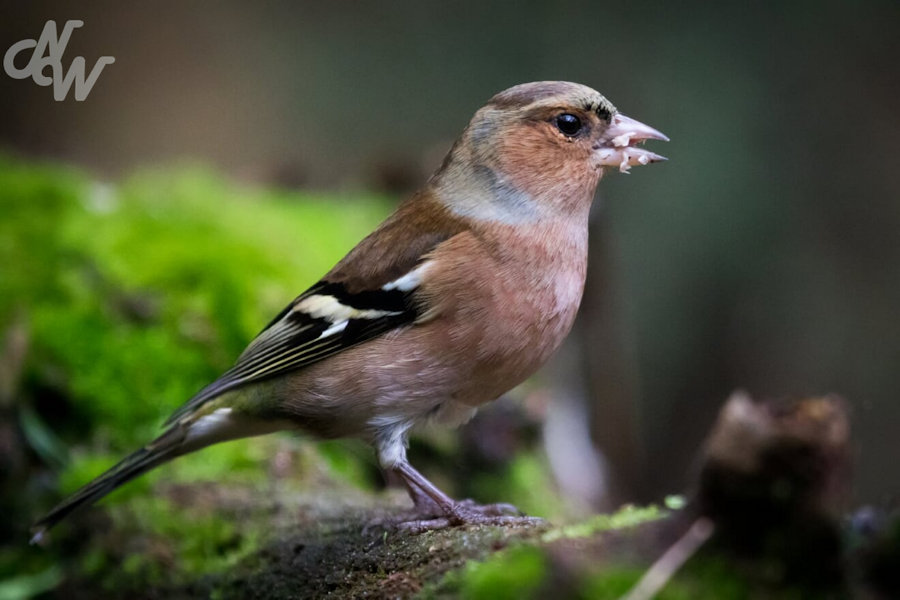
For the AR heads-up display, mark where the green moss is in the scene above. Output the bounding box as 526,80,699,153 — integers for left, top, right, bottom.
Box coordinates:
575,540,817,600
0,154,390,471
423,505,667,599
0,547,61,600
542,504,666,543
664,495,687,510
577,565,652,600
316,440,379,489
79,489,266,589
16,161,391,451
0,566,63,600
0,159,85,325
578,563,739,600
455,545,547,600
469,451,567,520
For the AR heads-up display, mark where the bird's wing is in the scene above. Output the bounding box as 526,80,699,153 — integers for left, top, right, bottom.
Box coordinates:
166,199,468,425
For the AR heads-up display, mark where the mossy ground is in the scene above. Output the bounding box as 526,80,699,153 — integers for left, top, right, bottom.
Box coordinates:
47,467,673,600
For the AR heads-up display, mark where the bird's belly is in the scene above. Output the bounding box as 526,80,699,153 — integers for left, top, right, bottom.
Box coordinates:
453,292,581,405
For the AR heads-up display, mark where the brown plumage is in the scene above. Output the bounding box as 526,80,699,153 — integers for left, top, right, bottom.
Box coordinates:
32,81,667,540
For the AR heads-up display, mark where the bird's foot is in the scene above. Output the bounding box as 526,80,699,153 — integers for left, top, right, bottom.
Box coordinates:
379,462,545,533
396,499,545,534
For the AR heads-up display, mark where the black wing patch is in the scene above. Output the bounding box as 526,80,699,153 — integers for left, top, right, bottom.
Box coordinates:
165,274,423,425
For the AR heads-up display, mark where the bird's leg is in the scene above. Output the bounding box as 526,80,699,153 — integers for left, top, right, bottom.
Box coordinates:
395,461,457,515
391,461,544,532
397,468,448,518
373,427,542,531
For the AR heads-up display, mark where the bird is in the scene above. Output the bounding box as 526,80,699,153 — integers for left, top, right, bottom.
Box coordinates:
31,81,667,541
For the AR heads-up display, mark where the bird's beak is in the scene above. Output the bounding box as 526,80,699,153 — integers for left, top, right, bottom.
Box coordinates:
594,113,669,173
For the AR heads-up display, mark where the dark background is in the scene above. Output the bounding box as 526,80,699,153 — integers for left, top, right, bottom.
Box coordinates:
2,0,899,512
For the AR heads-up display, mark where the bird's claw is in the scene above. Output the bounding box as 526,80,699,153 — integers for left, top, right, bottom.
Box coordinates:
389,499,544,534
397,513,545,534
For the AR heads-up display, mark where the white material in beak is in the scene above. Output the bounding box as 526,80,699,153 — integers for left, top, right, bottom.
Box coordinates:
594,113,669,173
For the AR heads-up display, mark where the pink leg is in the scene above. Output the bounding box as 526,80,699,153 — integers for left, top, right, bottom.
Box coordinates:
391,461,544,532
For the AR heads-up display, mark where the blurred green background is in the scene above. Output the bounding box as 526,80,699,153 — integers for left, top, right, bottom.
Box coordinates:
1,0,899,595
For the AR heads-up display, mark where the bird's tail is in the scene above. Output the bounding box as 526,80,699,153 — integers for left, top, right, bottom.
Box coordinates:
30,426,186,544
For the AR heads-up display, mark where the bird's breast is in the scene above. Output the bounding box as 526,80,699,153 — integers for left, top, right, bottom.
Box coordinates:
423,218,589,405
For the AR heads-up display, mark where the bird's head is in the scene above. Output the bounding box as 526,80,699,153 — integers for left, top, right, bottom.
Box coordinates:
432,81,667,222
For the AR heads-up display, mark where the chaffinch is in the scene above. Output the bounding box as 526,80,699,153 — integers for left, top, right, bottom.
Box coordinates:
32,81,667,540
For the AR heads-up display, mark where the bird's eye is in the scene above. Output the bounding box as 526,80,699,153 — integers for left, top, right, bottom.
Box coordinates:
555,113,582,136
